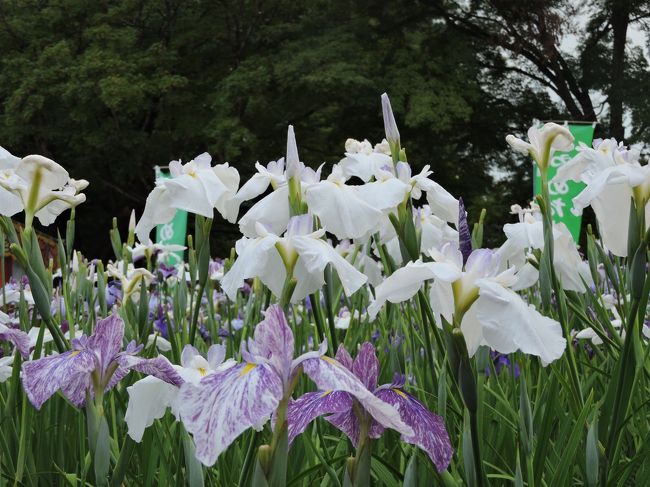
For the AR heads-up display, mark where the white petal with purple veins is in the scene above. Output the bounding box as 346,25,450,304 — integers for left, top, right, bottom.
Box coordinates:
21,349,97,409
178,362,283,466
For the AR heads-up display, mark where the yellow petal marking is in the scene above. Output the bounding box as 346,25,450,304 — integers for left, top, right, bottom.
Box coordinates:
321,356,340,366
240,363,256,376
392,388,407,399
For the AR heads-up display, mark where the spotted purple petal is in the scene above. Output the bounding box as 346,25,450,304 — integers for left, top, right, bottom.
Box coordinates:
374,387,453,472
286,390,353,444
352,342,379,391
301,356,413,438
0,323,30,359
22,349,97,409
177,362,283,466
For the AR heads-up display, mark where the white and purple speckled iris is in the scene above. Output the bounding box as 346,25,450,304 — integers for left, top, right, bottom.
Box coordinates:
21,314,182,410
286,342,453,473
0,311,30,359
177,305,412,466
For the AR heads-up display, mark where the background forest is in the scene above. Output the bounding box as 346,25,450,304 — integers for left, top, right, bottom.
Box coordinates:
1,0,649,256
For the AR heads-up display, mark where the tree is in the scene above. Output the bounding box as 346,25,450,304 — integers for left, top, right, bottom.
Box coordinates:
434,0,650,140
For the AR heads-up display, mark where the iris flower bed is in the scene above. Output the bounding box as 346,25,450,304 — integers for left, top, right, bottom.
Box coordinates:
1,94,649,485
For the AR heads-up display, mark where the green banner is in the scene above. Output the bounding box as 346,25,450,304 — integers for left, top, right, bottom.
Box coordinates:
533,123,595,242
155,167,187,264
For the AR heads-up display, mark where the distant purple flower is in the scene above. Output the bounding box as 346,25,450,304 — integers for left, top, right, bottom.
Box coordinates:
485,351,520,378
287,343,452,472
105,280,122,308
239,282,252,295
21,314,181,410
177,305,410,466
158,263,178,280
209,258,225,281
231,317,244,331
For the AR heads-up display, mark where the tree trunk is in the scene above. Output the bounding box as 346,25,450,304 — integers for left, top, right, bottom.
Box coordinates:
609,0,629,141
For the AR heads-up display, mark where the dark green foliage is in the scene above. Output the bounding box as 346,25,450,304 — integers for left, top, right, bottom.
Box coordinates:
0,0,561,255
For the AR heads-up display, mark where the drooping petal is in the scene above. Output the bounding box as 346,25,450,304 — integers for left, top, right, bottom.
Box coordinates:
340,152,391,182
374,387,453,472
16,155,69,194
21,349,97,409
473,280,566,363
221,234,281,299
305,181,383,240
286,390,354,443
326,408,361,446
125,376,180,442
212,163,240,222
368,260,461,319
0,356,14,382
178,362,283,466
291,235,367,297
420,179,459,226
589,181,634,257
135,186,177,242
355,177,411,213
238,186,290,238
301,356,413,438
164,171,218,217
35,185,86,226
234,168,273,204
116,354,184,387
0,323,31,358
0,186,24,217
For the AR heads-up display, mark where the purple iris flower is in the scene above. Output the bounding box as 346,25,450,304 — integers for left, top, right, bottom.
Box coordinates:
0,321,30,359
177,305,411,466
485,351,520,378
158,263,178,280
21,314,182,410
231,318,244,331
105,280,122,308
287,342,453,473
153,306,172,339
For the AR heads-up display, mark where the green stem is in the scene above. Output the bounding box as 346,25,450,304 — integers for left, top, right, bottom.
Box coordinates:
188,279,206,344
469,408,485,487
